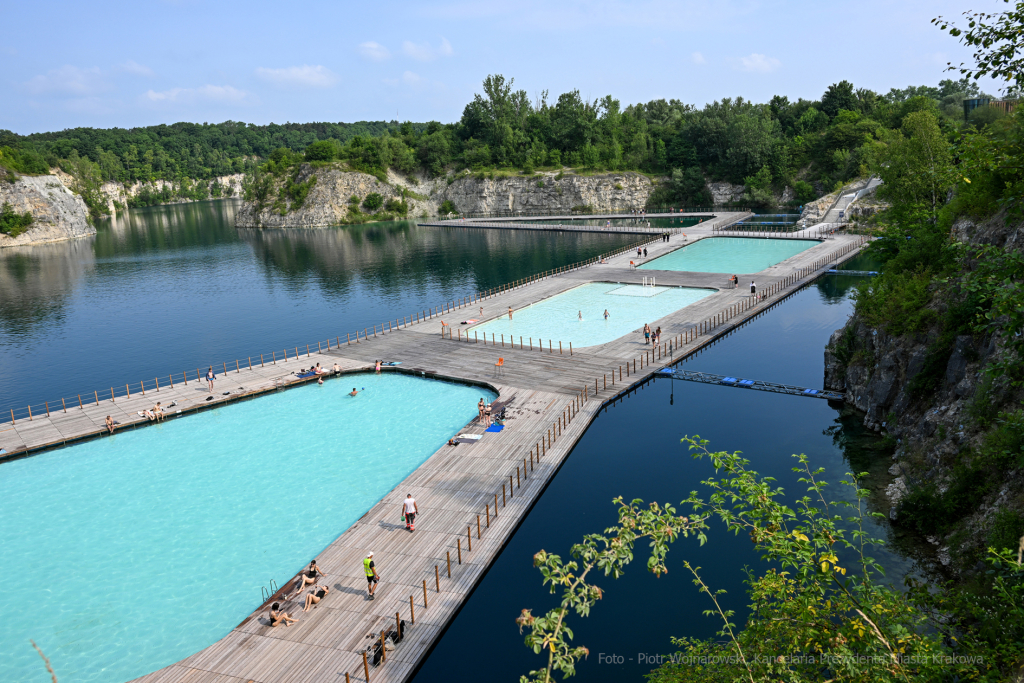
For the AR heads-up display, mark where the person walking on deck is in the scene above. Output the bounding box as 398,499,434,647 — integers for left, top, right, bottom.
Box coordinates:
643,324,651,344
364,552,379,599
750,281,756,295
508,306,513,320
403,494,418,531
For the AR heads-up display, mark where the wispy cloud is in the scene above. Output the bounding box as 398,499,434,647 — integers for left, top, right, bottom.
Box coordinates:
402,37,453,61
691,52,705,64
118,60,155,77
359,41,391,61
737,53,780,73
25,65,111,96
384,70,446,92
144,84,249,104
255,65,338,88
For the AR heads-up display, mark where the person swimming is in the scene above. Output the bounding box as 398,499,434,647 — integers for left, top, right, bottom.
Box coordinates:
578,311,583,321
350,388,358,396
603,309,609,319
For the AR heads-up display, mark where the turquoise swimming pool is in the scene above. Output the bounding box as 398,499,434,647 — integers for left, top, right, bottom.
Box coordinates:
639,237,818,273
0,374,493,683
468,282,713,348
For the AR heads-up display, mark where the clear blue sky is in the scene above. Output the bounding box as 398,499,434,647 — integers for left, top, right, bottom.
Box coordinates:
2,0,1005,134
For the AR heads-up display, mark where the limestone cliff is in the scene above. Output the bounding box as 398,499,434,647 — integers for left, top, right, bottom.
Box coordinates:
823,211,1024,571
235,165,660,227
0,172,94,248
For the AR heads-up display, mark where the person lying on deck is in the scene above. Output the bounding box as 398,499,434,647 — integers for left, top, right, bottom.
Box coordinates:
268,603,297,627
302,584,330,611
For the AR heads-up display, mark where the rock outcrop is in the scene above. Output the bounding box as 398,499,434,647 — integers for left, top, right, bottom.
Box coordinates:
0,173,94,248
823,209,1024,569
235,166,659,227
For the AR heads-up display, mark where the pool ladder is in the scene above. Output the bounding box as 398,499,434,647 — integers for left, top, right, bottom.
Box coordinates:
260,579,279,603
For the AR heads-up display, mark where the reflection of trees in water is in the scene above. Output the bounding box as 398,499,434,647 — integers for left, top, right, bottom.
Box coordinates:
237,222,635,296
94,200,241,257
0,239,95,337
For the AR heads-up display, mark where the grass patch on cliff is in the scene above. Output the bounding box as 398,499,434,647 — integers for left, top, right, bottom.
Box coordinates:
0,202,33,237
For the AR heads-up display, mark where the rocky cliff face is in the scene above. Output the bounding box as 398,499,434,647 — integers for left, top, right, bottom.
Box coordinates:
235,166,659,227
823,211,1024,569
0,173,94,248
443,172,653,214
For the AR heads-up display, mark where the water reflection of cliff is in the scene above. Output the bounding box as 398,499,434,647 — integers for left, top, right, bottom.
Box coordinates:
96,200,241,256
237,222,633,295
0,239,95,337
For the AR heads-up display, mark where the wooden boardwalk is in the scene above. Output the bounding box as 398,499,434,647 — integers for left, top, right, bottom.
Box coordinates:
1,226,869,683
418,211,750,235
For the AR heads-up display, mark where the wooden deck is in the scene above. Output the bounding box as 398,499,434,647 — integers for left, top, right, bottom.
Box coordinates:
0,226,869,683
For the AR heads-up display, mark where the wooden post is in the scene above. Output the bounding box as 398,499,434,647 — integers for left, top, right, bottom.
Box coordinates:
78,394,83,408
570,342,572,355
224,362,228,375
447,551,451,577
516,466,520,489
380,631,386,663
236,360,240,373
28,405,32,420
11,409,15,425
126,384,131,398
110,387,115,402
559,341,562,354
95,391,99,406
363,652,369,682
261,354,264,367
486,503,490,527
477,515,481,538
467,526,472,551
494,492,498,516
45,402,50,417
502,483,506,506
457,538,462,564
423,579,428,608
436,565,441,591
61,398,67,413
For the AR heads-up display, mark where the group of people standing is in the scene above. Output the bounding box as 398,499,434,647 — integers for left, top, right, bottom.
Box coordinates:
643,323,661,345
477,398,493,426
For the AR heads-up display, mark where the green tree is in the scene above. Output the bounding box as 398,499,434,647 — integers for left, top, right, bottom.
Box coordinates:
934,1,1024,92
821,80,858,119
876,111,953,218
304,140,336,161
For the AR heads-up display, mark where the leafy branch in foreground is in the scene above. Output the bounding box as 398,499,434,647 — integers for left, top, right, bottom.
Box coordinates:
934,1,1024,92
518,437,1024,682
515,496,708,682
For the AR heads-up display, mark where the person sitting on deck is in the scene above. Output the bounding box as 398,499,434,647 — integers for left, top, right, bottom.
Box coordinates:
105,415,116,434
302,583,330,611
292,560,325,595
153,402,165,422
314,363,323,374
268,602,297,627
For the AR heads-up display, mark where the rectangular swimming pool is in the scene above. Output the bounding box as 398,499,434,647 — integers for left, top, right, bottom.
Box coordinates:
0,374,494,683
639,237,818,274
468,282,714,348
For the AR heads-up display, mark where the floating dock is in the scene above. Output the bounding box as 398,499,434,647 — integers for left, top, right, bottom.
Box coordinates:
656,368,845,401
0,223,867,683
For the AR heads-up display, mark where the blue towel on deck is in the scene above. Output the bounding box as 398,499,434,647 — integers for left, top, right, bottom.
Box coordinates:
485,425,504,432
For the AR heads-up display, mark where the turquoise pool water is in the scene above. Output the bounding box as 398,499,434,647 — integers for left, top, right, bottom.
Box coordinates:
0,374,493,683
639,237,818,274
468,282,713,348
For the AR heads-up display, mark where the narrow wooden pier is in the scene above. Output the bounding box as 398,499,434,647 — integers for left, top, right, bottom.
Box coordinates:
0,223,869,683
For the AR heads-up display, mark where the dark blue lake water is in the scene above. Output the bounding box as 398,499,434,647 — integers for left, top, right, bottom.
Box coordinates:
411,272,915,682
0,200,635,413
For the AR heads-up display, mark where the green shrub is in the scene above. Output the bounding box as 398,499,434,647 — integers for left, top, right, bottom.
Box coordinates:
348,195,359,204
384,198,407,215
792,179,817,203
853,268,937,335
362,193,384,211
988,508,1024,551
439,199,458,215
0,202,33,237
536,180,545,188
304,140,336,162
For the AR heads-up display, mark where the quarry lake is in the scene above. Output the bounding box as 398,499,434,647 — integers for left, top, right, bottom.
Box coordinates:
0,200,635,412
